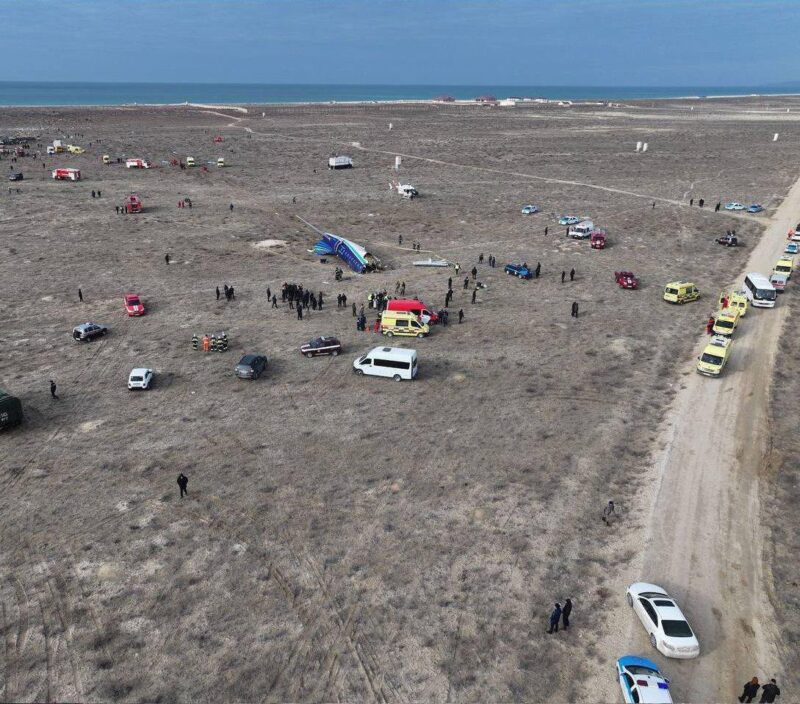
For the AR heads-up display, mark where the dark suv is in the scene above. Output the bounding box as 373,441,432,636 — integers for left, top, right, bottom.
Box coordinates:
9,172,23,182
72,322,108,341
235,354,268,379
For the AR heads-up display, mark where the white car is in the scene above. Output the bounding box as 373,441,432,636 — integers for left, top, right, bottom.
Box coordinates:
128,368,154,390
626,583,700,659
724,202,745,211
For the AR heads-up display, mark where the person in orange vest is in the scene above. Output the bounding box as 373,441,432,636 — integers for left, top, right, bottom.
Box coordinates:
721,294,729,309
706,316,715,335
202,334,210,352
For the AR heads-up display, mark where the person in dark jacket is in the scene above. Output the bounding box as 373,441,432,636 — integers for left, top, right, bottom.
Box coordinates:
562,598,572,629
759,679,780,703
216,286,220,301
738,677,760,703
547,603,562,633
50,380,59,400
561,270,566,283
177,473,188,498
570,268,575,281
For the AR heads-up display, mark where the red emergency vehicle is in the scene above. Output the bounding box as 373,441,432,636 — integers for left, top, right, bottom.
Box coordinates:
385,298,439,323
52,168,81,181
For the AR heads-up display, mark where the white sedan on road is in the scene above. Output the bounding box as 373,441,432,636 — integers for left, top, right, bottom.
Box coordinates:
626,583,700,659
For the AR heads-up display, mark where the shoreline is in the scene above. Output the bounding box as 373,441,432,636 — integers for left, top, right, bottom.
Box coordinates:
1,92,800,110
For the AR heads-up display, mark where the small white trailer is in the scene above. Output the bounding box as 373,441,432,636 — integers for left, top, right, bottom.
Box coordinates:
328,155,353,169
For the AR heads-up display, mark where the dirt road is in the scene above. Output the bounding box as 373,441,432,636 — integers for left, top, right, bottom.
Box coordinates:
613,176,800,700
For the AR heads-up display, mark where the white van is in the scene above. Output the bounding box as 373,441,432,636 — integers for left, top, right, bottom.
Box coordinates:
743,272,776,308
353,346,418,381
568,220,594,239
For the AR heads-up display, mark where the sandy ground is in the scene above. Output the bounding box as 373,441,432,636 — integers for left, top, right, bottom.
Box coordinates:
0,98,797,702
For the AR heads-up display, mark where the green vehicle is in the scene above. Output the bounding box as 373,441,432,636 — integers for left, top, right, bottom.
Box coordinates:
0,388,23,429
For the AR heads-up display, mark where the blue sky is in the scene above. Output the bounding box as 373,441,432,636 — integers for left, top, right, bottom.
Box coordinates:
4,0,799,85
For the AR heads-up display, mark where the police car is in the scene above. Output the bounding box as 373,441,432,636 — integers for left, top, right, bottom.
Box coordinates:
616,656,673,703
300,336,342,357
520,204,539,215
558,215,581,225
504,263,532,279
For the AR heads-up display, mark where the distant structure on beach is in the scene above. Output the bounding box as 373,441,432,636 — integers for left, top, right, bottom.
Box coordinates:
433,95,455,102
474,95,497,104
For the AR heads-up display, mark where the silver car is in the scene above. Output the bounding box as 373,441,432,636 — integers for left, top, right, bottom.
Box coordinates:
72,322,108,341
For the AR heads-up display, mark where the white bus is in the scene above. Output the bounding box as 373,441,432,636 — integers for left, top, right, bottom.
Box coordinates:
353,346,418,381
743,272,776,308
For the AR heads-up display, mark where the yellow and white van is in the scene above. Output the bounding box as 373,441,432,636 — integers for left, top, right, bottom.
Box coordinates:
712,309,739,337
664,281,700,304
186,156,196,167
773,257,793,279
380,310,429,338
217,157,225,168
697,335,731,377
719,290,748,317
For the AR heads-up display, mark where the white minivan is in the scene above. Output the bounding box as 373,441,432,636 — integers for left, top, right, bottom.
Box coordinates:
568,220,594,239
353,346,418,381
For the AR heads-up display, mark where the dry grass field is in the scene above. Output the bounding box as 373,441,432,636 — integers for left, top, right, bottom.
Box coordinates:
1,97,798,702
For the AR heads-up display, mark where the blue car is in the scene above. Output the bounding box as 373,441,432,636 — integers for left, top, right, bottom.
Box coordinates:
559,215,581,225
747,204,764,213
784,242,799,255
616,656,672,704
504,263,532,279
521,205,539,215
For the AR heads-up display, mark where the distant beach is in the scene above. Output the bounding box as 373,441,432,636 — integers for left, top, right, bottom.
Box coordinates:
0,81,798,108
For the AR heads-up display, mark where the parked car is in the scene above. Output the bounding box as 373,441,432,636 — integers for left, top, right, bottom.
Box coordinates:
521,205,539,215
715,234,740,247
300,336,342,357
504,263,532,279
616,656,673,704
747,204,764,213
234,354,268,379
615,271,639,289
558,215,581,225
770,272,788,292
724,202,745,211
8,172,22,182
626,583,700,658
128,368,154,390
0,388,23,429
123,293,145,316
784,242,799,255
72,322,108,341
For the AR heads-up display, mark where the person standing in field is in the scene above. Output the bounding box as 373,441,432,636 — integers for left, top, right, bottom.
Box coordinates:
177,473,188,498
738,678,760,703
570,268,575,282
602,500,617,525
547,603,562,634
562,598,572,630
50,380,59,400
78,288,83,302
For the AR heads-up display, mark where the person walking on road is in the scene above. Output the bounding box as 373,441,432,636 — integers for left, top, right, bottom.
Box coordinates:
544,226,548,237
177,473,188,498
216,286,220,301
471,289,477,304
535,262,541,278
562,598,572,630
561,270,566,283
547,603,562,634
50,380,59,400
271,295,278,308
571,301,579,318
165,253,170,265
570,268,575,282
458,309,464,324
738,678,760,703
78,288,83,302
759,679,780,703
297,305,303,320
